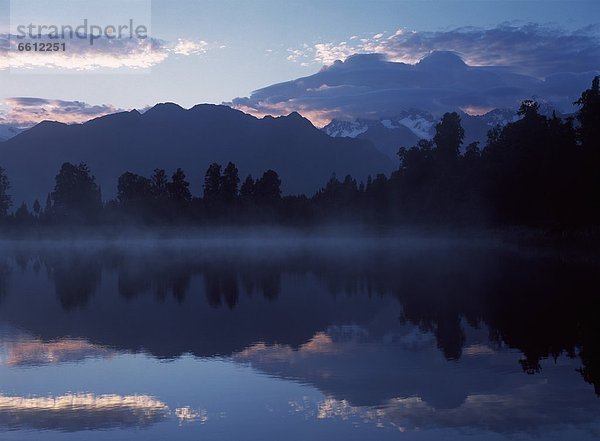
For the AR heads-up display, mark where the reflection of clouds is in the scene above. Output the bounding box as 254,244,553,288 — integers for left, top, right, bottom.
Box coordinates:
234,327,434,365
317,398,369,421
240,327,600,434
0,337,114,367
385,327,436,350
175,406,208,425
326,325,369,342
234,332,343,363
291,383,600,435
0,393,168,431
235,342,295,363
463,344,495,356
381,385,600,433
300,333,339,354
289,397,389,428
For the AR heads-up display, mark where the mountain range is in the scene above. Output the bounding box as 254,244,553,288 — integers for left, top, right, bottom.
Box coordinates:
0,104,394,206
322,107,559,160
1,50,584,207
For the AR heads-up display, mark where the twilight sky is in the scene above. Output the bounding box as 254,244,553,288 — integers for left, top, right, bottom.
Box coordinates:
0,0,599,126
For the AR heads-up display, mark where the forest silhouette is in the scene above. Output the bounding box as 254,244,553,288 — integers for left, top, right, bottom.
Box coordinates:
0,77,598,228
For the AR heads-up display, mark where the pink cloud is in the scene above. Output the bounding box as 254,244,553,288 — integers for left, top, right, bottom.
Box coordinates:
0,97,121,127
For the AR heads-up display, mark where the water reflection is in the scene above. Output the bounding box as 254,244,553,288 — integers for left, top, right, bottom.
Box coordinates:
0,236,598,438
293,389,600,434
0,334,113,367
48,254,102,311
0,393,168,431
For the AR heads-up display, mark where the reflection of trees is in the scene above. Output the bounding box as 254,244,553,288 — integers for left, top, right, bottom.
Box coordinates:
579,345,600,395
117,260,192,304
118,267,151,300
389,251,600,393
483,259,600,394
0,258,9,304
3,243,598,393
202,262,282,308
45,254,101,311
275,247,600,393
14,253,29,272
241,264,281,302
204,266,239,308
115,257,281,309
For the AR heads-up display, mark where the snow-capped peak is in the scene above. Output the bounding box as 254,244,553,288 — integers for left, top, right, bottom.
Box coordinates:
324,111,437,140
323,119,370,138
397,115,435,139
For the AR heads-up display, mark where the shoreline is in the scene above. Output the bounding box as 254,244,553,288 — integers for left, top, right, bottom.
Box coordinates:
0,224,598,262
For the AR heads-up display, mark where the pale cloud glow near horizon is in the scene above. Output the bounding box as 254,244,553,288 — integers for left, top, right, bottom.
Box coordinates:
0,0,598,127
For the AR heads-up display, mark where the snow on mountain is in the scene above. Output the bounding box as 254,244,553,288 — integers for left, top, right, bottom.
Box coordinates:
0,125,23,142
397,114,436,139
324,119,370,138
479,109,521,127
323,114,429,160
380,120,397,130
324,110,437,141
323,105,564,158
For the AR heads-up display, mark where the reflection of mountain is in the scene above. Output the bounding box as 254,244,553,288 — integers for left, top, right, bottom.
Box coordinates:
292,384,600,435
233,329,475,408
0,237,598,402
0,393,168,431
234,323,600,433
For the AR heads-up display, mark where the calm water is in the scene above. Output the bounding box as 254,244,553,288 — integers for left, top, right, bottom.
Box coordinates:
0,234,598,440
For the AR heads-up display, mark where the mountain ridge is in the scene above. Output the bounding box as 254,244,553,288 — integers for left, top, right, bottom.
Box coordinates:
0,104,394,206
321,105,565,157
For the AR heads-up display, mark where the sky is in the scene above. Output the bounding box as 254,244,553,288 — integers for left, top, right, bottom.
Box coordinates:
0,0,599,126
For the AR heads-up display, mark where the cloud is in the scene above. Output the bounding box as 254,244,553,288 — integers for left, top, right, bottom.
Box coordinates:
286,24,600,78
0,97,121,126
0,34,217,71
231,40,598,126
172,38,209,56
286,44,314,64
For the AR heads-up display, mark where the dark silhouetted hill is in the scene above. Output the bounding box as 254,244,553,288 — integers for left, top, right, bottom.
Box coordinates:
0,104,394,205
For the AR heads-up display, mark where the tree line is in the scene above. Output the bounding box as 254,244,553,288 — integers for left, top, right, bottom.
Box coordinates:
0,77,598,228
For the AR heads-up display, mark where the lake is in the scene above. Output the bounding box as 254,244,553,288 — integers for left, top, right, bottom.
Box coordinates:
0,233,598,440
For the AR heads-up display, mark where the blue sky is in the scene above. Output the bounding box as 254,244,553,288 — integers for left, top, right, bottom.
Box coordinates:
0,0,598,125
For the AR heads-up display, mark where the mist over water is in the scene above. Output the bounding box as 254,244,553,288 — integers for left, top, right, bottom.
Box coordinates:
0,231,598,440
